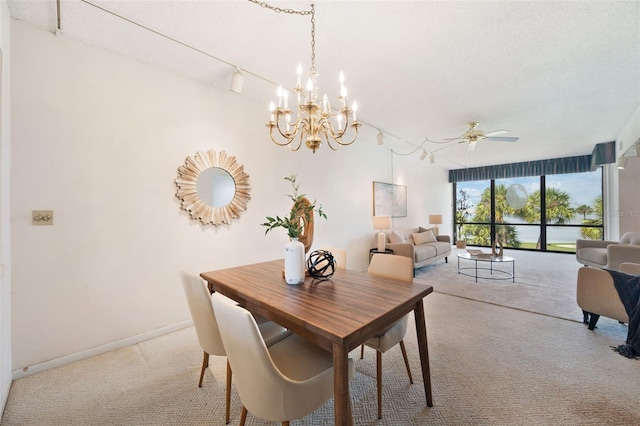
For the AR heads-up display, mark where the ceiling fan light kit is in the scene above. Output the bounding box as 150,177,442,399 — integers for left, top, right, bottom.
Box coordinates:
425,121,520,159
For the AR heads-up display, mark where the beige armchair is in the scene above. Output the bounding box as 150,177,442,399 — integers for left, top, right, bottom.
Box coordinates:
576,231,640,270
576,262,640,330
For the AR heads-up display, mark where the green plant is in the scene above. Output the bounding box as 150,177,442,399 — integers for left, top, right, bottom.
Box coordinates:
261,175,327,238
455,189,472,241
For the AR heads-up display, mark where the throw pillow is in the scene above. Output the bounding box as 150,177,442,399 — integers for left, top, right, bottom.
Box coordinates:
412,230,437,245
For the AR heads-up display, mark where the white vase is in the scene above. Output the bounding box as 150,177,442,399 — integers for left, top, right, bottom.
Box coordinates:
284,237,305,285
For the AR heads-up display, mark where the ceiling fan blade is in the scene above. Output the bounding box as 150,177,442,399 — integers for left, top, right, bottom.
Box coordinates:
484,129,509,137
486,136,519,142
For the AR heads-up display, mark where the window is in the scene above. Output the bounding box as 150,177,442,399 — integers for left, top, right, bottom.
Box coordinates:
453,168,603,253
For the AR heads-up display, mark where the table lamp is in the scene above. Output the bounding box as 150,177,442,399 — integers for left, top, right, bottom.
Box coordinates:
372,215,391,252
429,214,442,236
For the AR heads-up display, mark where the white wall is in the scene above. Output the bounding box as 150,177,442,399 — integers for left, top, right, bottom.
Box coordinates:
0,0,12,412
617,106,640,235
10,21,451,375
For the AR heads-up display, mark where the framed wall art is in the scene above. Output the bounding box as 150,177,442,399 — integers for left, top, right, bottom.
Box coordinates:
373,181,407,217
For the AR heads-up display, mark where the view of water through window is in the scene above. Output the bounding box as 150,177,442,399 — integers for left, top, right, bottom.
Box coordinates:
454,169,603,253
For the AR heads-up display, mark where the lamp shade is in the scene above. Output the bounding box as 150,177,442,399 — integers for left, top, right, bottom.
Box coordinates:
428,214,443,225
372,215,391,230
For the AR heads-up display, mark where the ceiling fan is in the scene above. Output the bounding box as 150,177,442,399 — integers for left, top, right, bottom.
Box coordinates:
445,121,519,151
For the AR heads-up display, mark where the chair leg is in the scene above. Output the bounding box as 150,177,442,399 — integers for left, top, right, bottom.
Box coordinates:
198,351,209,387
582,310,590,324
225,360,232,424
360,344,365,359
376,351,383,419
588,314,600,330
240,406,248,426
399,340,413,384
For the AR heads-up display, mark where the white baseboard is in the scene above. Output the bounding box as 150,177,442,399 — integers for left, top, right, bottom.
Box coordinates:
0,374,11,422
11,320,193,380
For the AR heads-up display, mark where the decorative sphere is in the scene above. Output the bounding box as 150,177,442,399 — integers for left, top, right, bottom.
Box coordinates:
306,250,336,280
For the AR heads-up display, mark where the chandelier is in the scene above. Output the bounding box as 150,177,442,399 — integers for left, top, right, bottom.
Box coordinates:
266,3,360,153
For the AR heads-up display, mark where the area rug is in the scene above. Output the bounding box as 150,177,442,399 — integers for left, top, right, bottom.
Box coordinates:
414,247,584,322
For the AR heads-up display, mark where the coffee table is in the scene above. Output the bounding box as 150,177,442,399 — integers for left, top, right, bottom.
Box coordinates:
457,252,515,283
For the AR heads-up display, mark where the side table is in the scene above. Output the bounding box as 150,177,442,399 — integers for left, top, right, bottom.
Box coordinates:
369,248,394,263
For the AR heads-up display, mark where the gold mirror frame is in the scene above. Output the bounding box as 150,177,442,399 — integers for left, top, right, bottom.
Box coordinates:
175,149,251,225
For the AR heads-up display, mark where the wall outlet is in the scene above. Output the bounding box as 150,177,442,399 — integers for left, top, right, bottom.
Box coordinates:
32,210,54,225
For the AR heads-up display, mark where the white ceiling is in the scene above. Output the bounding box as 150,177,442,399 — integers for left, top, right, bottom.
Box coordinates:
8,0,640,169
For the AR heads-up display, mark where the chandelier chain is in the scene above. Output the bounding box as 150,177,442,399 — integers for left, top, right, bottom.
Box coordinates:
247,0,311,16
248,1,316,72
310,4,316,73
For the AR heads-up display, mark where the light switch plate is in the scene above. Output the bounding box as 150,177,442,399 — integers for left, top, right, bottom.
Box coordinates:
32,210,53,225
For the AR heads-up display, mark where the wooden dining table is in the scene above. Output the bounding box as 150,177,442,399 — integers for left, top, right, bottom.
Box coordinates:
200,259,433,425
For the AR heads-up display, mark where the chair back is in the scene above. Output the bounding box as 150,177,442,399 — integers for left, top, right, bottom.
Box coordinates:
322,247,347,269
368,254,413,282
211,292,293,421
180,271,225,357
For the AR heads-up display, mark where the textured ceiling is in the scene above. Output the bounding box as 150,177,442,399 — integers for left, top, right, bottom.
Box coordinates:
8,0,640,169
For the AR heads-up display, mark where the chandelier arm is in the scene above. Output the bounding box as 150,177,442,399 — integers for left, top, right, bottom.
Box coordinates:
335,109,351,138
334,123,360,147
289,132,303,151
269,113,303,147
269,125,295,147
325,137,339,151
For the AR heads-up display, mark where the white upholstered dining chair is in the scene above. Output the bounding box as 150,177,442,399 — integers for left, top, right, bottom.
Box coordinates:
211,292,355,426
180,271,289,424
361,253,415,419
321,247,347,269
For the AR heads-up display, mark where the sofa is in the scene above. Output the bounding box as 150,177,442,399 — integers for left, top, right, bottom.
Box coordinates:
377,226,451,271
576,262,640,330
576,231,640,270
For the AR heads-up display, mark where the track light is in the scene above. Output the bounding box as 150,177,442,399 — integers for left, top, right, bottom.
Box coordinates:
617,157,628,169
420,150,428,160
230,67,244,94
377,131,384,145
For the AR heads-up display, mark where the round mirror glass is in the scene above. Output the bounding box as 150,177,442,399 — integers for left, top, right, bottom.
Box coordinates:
196,167,236,208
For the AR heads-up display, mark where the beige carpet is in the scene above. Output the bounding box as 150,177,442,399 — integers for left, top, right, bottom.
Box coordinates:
2,286,638,424
415,247,584,322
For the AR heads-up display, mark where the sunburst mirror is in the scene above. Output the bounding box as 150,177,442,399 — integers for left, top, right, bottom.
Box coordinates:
175,149,251,225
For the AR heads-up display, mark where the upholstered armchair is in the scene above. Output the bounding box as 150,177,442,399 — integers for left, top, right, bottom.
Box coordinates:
576,262,640,330
576,231,640,271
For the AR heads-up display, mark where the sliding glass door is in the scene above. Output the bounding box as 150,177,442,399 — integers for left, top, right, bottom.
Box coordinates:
454,168,603,253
